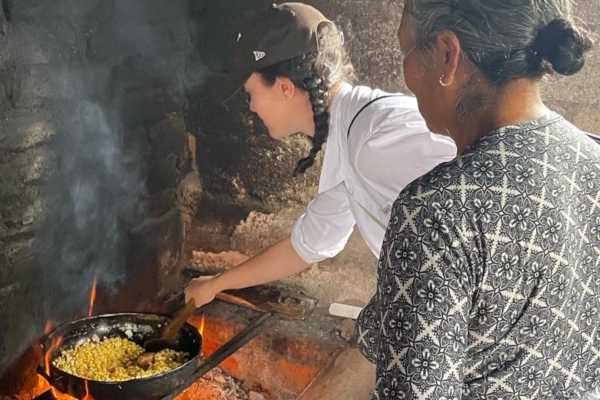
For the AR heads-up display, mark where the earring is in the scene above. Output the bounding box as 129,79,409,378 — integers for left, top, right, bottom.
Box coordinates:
439,75,454,87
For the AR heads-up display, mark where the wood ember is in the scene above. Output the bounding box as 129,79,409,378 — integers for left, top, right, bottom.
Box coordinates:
248,391,266,400
179,367,259,400
18,367,264,400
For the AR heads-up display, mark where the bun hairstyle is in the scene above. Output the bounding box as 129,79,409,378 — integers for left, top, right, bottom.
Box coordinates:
256,22,354,177
403,0,594,88
533,18,593,76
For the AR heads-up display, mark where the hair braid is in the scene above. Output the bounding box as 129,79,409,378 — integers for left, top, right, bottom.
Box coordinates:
255,22,354,177
293,76,330,176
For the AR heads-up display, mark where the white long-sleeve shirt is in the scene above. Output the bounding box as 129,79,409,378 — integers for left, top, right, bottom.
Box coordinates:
290,84,457,263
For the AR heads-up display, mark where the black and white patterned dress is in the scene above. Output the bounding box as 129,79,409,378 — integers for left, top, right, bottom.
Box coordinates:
356,114,600,399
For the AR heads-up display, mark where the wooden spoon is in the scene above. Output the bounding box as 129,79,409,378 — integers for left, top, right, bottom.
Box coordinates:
142,300,197,354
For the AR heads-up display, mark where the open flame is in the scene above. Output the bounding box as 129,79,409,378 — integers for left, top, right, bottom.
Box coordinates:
44,331,63,398
88,274,98,317
32,277,199,400
82,380,93,400
36,335,95,400
198,317,205,336
34,276,99,400
44,321,54,335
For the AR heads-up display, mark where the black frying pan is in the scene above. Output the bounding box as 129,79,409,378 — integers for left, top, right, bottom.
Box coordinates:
39,313,201,400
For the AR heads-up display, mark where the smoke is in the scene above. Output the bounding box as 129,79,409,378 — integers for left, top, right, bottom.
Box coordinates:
29,1,191,321
37,99,146,321
0,0,210,380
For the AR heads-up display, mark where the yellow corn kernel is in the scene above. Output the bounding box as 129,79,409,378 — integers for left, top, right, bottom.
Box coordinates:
52,336,189,382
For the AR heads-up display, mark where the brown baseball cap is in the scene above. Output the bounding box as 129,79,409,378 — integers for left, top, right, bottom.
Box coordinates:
217,2,344,104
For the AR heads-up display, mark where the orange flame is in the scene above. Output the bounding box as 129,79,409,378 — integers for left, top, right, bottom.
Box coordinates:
36,374,50,392
82,380,94,400
36,319,97,400
35,321,55,395
44,337,62,376
88,275,98,317
44,334,63,398
44,320,54,335
198,317,205,336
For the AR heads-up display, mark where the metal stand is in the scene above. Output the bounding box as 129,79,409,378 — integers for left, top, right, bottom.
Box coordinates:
159,312,275,400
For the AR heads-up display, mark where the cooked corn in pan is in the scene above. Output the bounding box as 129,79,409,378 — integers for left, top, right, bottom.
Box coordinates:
53,336,189,381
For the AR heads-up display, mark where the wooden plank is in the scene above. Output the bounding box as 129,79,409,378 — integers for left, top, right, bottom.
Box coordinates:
161,268,317,320
297,347,375,400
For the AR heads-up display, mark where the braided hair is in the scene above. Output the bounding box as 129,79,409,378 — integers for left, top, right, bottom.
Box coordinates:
257,23,354,177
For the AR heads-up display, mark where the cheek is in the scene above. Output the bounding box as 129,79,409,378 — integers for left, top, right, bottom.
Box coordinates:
252,97,275,123
403,60,445,132
252,98,287,137
403,57,427,99
268,103,297,138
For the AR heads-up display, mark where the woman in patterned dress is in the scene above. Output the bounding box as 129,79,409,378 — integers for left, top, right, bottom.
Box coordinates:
355,0,599,398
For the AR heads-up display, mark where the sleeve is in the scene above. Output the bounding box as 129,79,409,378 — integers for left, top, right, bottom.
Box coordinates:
290,182,356,264
355,118,457,201
372,195,472,399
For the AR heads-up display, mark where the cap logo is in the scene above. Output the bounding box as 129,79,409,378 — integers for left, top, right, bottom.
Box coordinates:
253,51,266,61
237,33,242,42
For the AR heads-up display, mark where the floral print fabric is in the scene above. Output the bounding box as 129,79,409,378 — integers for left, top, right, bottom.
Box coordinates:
357,114,600,399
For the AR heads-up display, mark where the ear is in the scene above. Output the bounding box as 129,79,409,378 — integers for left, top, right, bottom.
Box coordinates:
434,30,461,84
276,76,298,101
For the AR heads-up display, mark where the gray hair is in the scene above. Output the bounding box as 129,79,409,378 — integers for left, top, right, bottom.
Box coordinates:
403,0,594,87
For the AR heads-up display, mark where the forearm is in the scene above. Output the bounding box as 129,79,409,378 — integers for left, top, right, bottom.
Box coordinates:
211,235,310,292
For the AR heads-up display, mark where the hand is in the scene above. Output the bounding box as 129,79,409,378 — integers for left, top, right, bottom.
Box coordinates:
184,276,219,308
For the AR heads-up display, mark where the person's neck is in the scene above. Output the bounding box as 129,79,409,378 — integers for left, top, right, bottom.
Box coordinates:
303,81,347,138
452,80,550,153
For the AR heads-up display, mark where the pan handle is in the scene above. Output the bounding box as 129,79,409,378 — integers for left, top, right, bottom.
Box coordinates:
36,334,51,371
38,323,60,351
38,333,49,350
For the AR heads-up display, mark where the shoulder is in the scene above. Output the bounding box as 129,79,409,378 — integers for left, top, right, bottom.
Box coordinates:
341,85,431,153
390,152,474,228
336,85,423,134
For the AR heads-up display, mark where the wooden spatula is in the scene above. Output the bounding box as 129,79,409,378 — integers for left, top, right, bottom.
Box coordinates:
142,300,197,353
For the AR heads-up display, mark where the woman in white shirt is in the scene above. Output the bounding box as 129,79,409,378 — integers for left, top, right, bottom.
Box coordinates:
185,3,456,318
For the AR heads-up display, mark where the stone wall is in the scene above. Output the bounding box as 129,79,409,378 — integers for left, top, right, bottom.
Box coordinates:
0,0,198,385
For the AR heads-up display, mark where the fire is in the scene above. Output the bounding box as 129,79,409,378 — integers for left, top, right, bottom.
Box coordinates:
31,274,100,400
82,380,93,400
36,375,50,392
33,321,53,396
44,334,63,397
88,275,98,317
44,321,54,335
36,298,98,400
198,317,205,336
